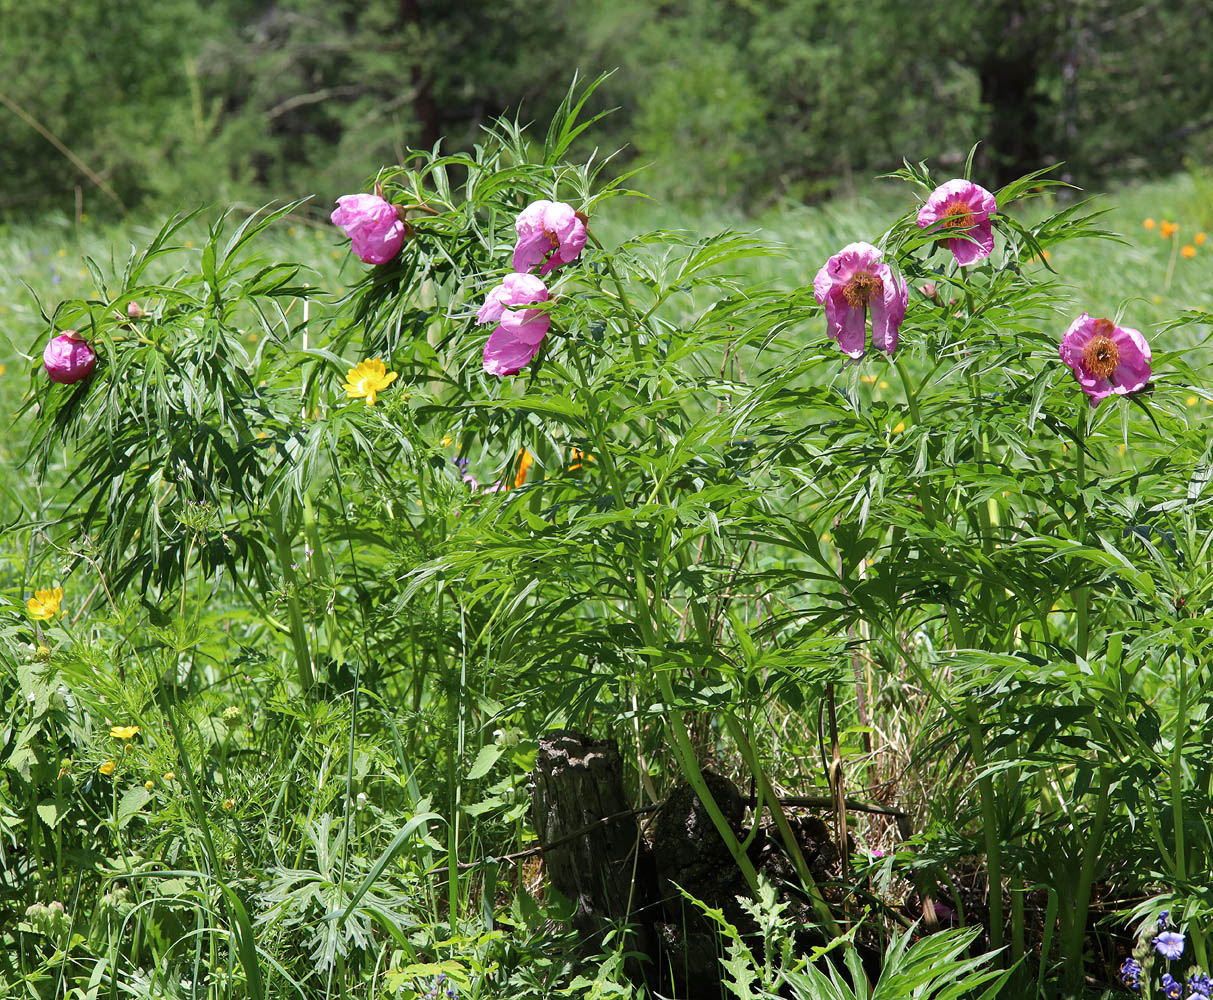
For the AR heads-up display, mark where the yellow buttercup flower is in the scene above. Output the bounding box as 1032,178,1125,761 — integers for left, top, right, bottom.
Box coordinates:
343,358,398,406
98,760,116,776
162,772,175,782
144,780,154,790
0,364,6,376
1181,245,1196,259
1187,396,1199,407
110,725,140,740
222,798,235,810
1196,232,1207,246
891,420,906,434
1143,218,1156,230
26,587,63,621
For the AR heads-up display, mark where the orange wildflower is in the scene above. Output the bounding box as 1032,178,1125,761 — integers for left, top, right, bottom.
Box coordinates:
1181,245,1197,259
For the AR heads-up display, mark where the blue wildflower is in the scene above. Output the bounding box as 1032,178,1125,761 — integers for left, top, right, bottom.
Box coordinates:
1189,971,1213,996
1160,909,1171,928
1162,973,1183,998
1119,957,1142,989
1157,932,1187,960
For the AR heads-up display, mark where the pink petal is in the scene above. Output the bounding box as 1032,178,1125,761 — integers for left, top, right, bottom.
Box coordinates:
499,309,551,345
947,219,994,266
1110,325,1151,393
477,285,510,325
869,270,907,356
512,232,551,273
483,326,544,376
828,292,868,358
515,200,553,238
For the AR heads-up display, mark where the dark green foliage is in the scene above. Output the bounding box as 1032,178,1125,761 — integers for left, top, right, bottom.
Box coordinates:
3,0,1213,217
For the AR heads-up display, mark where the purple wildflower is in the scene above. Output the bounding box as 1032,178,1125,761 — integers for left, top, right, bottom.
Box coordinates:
1119,957,1142,989
1156,932,1186,961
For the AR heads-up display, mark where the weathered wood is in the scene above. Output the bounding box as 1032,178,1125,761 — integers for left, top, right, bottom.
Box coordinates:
531,730,653,940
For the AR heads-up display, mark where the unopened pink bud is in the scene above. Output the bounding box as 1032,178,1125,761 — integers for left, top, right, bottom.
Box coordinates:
43,331,97,384
127,301,145,319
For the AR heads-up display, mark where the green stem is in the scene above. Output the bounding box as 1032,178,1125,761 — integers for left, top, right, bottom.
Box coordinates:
893,354,935,529
1172,655,1188,885
966,701,1004,960
268,494,314,692
1074,406,1090,660
589,231,643,363
1062,761,1111,988
726,716,840,935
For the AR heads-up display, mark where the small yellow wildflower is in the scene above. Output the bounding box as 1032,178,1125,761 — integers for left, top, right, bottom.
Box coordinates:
1181,245,1196,259
110,725,140,740
513,448,534,489
247,332,258,343
1196,232,1208,246
343,358,398,406
891,420,906,434
1160,221,1178,239
56,248,67,258
0,364,6,376
1187,396,1199,407
162,772,175,782
144,780,154,790
1151,295,1163,304
878,380,890,389
441,433,455,447
98,760,116,776
222,798,234,810
26,587,63,621
1117,444,1126,455
1143,218,1156,230
860,374,877,384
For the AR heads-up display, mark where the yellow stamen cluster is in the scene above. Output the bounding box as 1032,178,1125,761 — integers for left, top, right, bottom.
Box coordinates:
1081,324,1120,380
842,271,883,308
941,199,975,229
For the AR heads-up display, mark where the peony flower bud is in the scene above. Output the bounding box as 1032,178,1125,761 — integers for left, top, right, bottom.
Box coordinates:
43,331,97,384
331,193,408,265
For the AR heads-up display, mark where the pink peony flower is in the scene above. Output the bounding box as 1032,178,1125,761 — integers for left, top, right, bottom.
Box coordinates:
512,200,587,276
477,273,552,376
916,179,997,266
813,242,908,358
43,331,97,384
1059,313,1151,406
330,193,408,265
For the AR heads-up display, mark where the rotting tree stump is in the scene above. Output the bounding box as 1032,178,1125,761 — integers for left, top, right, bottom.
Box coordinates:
530,730,656,943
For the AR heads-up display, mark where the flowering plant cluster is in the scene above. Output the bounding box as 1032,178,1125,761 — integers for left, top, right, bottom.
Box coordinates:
811,176,1151,405
475,199,586,375
1119,913,1211,998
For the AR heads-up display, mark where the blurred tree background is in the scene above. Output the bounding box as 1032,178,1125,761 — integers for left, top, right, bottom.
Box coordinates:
1,0,1210,219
